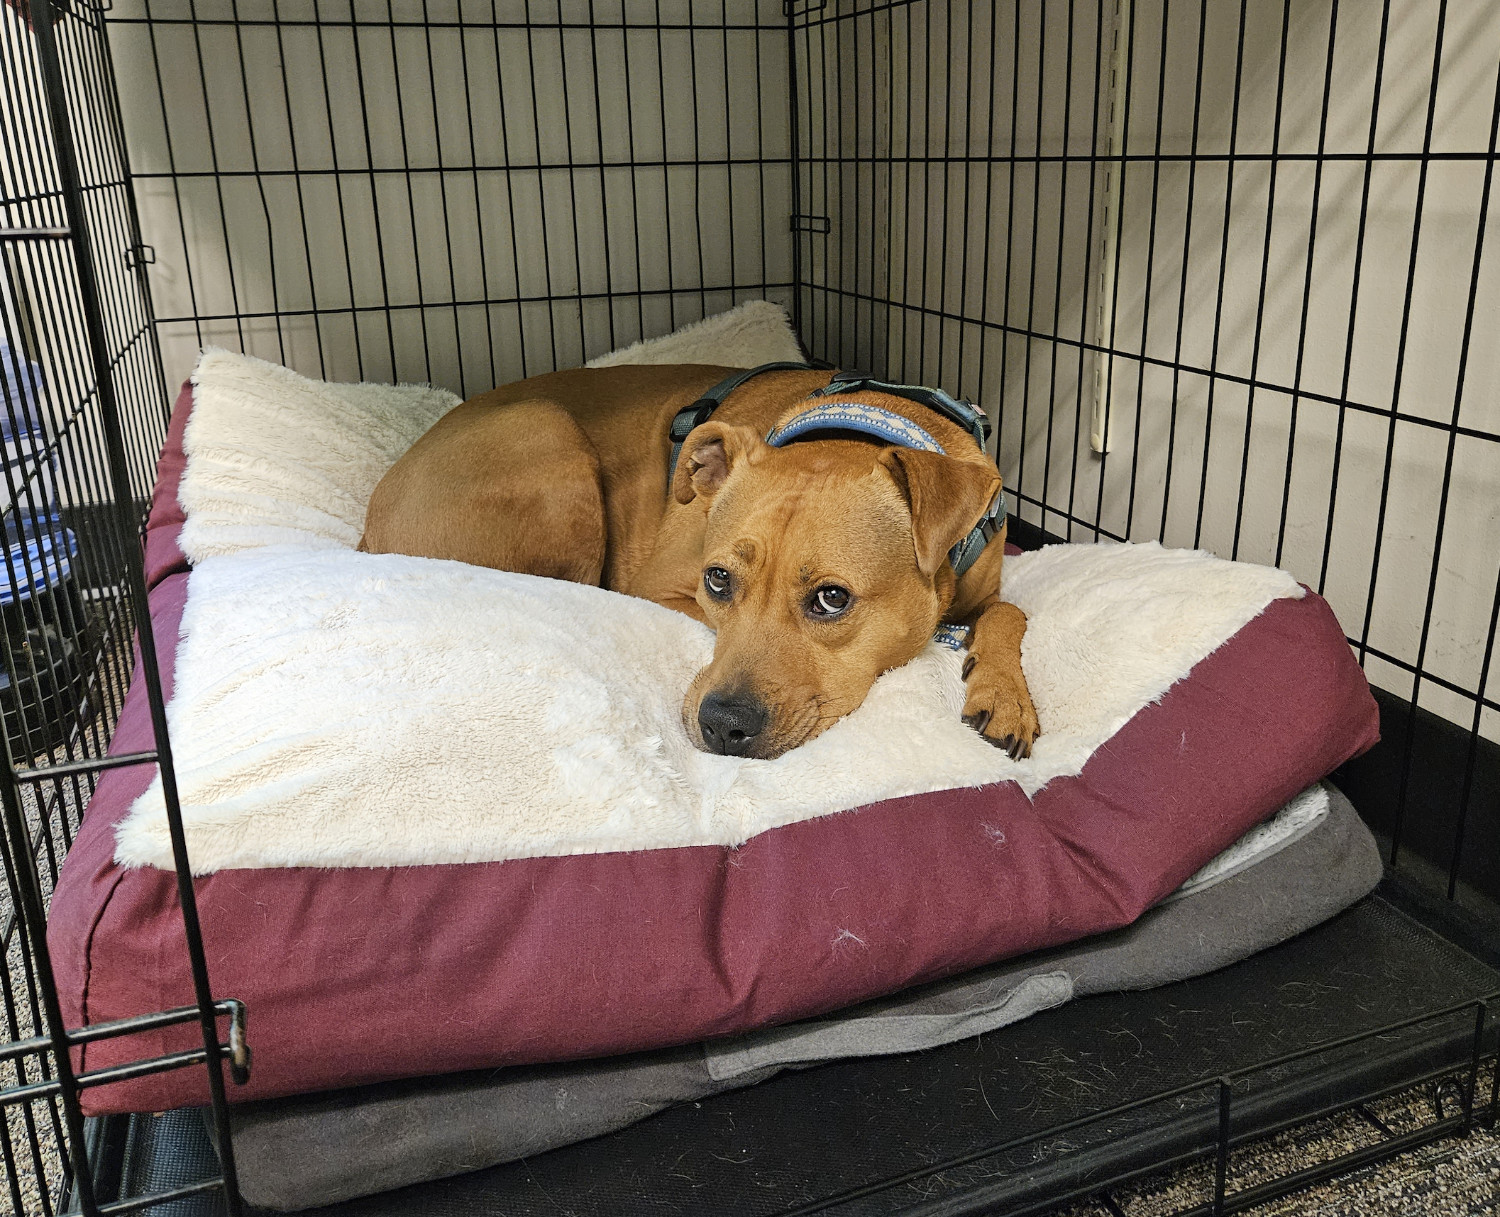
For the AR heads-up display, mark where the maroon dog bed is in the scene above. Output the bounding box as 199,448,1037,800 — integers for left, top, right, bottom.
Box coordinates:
47,384,1379,1115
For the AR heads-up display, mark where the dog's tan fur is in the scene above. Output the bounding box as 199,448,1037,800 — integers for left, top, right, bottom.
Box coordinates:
362,364,1038,760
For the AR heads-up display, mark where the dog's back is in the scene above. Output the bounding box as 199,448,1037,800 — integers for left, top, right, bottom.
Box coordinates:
362,365,732,586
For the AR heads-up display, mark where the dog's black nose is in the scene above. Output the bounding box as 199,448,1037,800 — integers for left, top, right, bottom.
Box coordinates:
698,691,769,756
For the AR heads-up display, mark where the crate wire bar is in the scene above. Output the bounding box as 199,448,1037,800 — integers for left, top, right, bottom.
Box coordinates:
0,0,246,1213
0,0,1497,1213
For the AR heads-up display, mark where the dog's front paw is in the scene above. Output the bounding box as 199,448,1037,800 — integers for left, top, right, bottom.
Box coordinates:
960,649,1039,760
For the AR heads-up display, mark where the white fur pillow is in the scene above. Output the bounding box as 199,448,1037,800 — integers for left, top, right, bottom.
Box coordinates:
585,299,804,368
180,302,804,562
179,351,459,562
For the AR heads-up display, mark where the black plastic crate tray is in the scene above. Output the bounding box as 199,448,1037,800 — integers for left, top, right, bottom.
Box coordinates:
107,891,1500,1216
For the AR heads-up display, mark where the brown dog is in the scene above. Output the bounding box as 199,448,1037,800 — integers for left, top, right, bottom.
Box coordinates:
361,363,1038,761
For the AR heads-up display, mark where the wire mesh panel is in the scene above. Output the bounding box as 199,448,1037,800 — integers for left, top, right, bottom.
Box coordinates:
791,0,1500,909
0,0,246,1213
106,0,797,399
0,0,161,1207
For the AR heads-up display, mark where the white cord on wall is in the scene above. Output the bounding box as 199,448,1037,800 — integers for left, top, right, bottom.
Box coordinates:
1091,0,1132,455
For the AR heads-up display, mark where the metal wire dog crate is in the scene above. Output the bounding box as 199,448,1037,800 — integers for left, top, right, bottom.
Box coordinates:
0,0,1497,1214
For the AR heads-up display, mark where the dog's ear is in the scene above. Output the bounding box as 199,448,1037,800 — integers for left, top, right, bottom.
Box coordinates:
672,422,765,505
880,448,1001,577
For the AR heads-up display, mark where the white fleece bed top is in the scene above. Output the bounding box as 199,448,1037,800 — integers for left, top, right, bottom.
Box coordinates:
118,539,1305,871
116,308,1308,873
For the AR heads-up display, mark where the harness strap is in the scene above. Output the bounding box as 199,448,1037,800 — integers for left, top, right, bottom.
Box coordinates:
809,372,993,452
667,361,815,491
948,485,1008,578
764,401,945,453
665,362,1006,578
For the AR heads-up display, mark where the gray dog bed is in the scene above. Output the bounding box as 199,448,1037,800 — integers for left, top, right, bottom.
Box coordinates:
229,784,1380,1210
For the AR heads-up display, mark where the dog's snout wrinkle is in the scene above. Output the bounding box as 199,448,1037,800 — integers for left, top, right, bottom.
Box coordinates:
698,691,769,757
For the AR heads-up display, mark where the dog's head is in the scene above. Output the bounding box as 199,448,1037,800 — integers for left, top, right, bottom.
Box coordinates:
673,420,1000,759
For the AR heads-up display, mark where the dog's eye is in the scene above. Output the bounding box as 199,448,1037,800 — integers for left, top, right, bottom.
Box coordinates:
809,585,852,617
703,567,733,600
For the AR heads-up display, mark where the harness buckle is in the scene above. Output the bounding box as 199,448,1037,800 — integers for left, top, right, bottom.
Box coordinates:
976,485,1007,543
948,485,1009,578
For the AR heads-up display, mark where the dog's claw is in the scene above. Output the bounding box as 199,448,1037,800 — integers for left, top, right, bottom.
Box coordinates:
959,604,1038,759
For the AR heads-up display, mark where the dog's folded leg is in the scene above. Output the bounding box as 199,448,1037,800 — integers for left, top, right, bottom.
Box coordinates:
958,596,1039,759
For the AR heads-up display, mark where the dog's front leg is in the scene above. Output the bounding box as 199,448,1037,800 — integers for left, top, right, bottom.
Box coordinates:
958,596,1039,760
